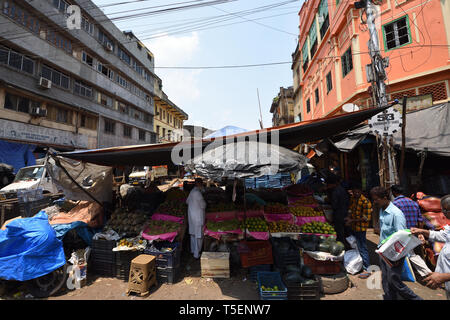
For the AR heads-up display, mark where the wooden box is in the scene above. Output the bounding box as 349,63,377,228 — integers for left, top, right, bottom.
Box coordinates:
201,252,230,278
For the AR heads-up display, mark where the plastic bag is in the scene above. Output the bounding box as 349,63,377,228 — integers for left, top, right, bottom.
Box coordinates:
346,235,358,250
376,229,422,263
344,249,363,275
67,248,90,290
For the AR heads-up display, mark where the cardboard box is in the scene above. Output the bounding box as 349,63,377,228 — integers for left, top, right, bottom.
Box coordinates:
201,252,230,278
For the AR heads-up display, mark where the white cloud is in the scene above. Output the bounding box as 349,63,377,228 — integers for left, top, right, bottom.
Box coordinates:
143,32,201,105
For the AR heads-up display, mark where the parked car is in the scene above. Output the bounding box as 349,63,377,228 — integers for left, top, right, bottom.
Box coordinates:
0,165,59,200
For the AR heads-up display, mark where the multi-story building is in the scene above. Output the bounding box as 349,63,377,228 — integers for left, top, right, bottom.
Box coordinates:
293,0,450,121
153,79,188,143
270,86,295,126
0,0,185,154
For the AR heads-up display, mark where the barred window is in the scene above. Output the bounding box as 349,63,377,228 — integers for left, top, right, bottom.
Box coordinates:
383,16,411,50
341,46,353,78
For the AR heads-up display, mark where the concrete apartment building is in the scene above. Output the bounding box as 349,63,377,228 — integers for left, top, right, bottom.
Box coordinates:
293,0,450,121
270,86,295,127
0,0,186,154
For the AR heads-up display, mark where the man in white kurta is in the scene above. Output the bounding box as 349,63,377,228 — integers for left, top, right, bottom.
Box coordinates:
186,179,206,259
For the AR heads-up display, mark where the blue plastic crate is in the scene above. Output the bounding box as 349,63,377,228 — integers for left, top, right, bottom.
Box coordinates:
144,241,181,268
257,271,288,300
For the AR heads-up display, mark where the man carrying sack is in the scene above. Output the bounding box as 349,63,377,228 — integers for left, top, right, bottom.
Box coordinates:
370,186,423,300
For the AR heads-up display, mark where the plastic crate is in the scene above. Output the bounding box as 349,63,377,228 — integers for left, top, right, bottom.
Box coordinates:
19,198,51,217
271,238,301,268
91,249,115,264
283,276,320,300
89,260,116,277
248,264,272,282
257,271,288,300
91,239,116,251
302,252,342,275
144,241,181,268
115,250,141,281
239,241,273,268
156,266,181,284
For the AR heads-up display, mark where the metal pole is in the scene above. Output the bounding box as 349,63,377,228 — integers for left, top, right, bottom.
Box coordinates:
399,96,407,180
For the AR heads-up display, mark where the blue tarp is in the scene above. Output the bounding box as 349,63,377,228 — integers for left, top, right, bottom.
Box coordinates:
52,221,97,247
0,140,37,173
0,211,66,281
204,126,248,139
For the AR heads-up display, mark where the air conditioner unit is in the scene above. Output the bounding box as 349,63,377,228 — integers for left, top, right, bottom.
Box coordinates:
105,43,113,52
38,77,52,89
30,107,47,117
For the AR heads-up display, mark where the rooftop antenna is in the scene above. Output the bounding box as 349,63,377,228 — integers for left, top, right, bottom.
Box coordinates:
257,88,264,129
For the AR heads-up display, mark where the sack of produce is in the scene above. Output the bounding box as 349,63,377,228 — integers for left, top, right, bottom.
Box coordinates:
375,229,422,264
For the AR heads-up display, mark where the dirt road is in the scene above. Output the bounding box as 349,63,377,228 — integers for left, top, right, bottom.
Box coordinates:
1,229,447,300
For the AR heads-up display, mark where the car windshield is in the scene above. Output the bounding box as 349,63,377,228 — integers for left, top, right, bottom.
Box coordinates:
14,167,45,182
132,166,146,173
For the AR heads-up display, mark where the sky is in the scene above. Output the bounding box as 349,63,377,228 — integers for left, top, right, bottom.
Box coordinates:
92,0,303,132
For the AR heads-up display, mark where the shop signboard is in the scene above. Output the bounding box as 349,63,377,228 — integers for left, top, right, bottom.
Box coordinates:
393,94,433,114
0,119,89,149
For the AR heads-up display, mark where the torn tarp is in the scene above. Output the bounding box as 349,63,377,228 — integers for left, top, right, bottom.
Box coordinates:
184,141,307,181
46,156,113,203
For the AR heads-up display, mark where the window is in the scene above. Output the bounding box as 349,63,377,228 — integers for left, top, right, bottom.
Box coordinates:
118,101,129,114
97,62,114,79
341,46,353,78
306,99,311,113
116,74,129,88
139,129,146,141
80,114,97,130
46,30,72,54
117,47,131,65
42,65,70,89
4,93,39,114
0,46,34,74
56,108,71,124
99,93,113,108
144,113,151,124
383,16,411,50
98,30,114,51
315,88,320,105
74,80,92,98
326,72,333,93
320,13,329,39
147,53,152,62
133,60,143,75
52,0,69,13
104,119,115,135
123,125,132,138
81,16,94,35
82,51,94,67
2,2,40,35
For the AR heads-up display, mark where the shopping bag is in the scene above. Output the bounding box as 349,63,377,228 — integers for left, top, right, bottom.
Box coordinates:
375,229,422,263
344,249,363,275
400,257,416,282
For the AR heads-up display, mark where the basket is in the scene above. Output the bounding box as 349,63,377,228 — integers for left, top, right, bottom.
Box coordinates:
239,241,273,268
302,252,342,275
144,241,181,268
257,271,288,300
156,265,181,284
248,264,272,282
283,276,320,300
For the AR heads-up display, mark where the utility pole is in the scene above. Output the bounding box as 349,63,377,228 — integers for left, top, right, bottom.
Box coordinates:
356,0,398,189
257,88,264,129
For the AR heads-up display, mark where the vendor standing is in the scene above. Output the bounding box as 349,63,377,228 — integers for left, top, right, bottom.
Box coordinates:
186,178,207,259
325,174,350,245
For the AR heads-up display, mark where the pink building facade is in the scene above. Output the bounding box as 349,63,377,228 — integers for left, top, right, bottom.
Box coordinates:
293,0,450,121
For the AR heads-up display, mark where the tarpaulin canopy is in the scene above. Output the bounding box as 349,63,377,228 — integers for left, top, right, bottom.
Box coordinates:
204,126,249,139
184,141,307,180
328,103,450,156
58,106,389,167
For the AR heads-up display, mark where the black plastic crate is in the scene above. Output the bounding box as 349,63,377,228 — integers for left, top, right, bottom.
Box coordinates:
115,250,141,281
156,266,181,284
89,261,116,277
91,239,116,251
248,264,272,282
19,198,52,217
271,238,300,268
283,277,321,300
144,241,181,268
91,249,115,264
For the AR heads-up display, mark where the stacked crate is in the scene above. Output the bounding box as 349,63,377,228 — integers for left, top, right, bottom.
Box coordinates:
89,239,116,277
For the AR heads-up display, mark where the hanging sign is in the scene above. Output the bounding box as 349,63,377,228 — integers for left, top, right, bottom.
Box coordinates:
368,107,402,136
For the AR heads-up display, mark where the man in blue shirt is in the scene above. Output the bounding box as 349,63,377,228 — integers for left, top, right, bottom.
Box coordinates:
370,186,422,300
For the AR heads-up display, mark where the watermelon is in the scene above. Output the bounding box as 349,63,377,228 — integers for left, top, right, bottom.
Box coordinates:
329,242,344,256
318,242,330,253
285,264,302,273
284,272,304,283
302,265,314,279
